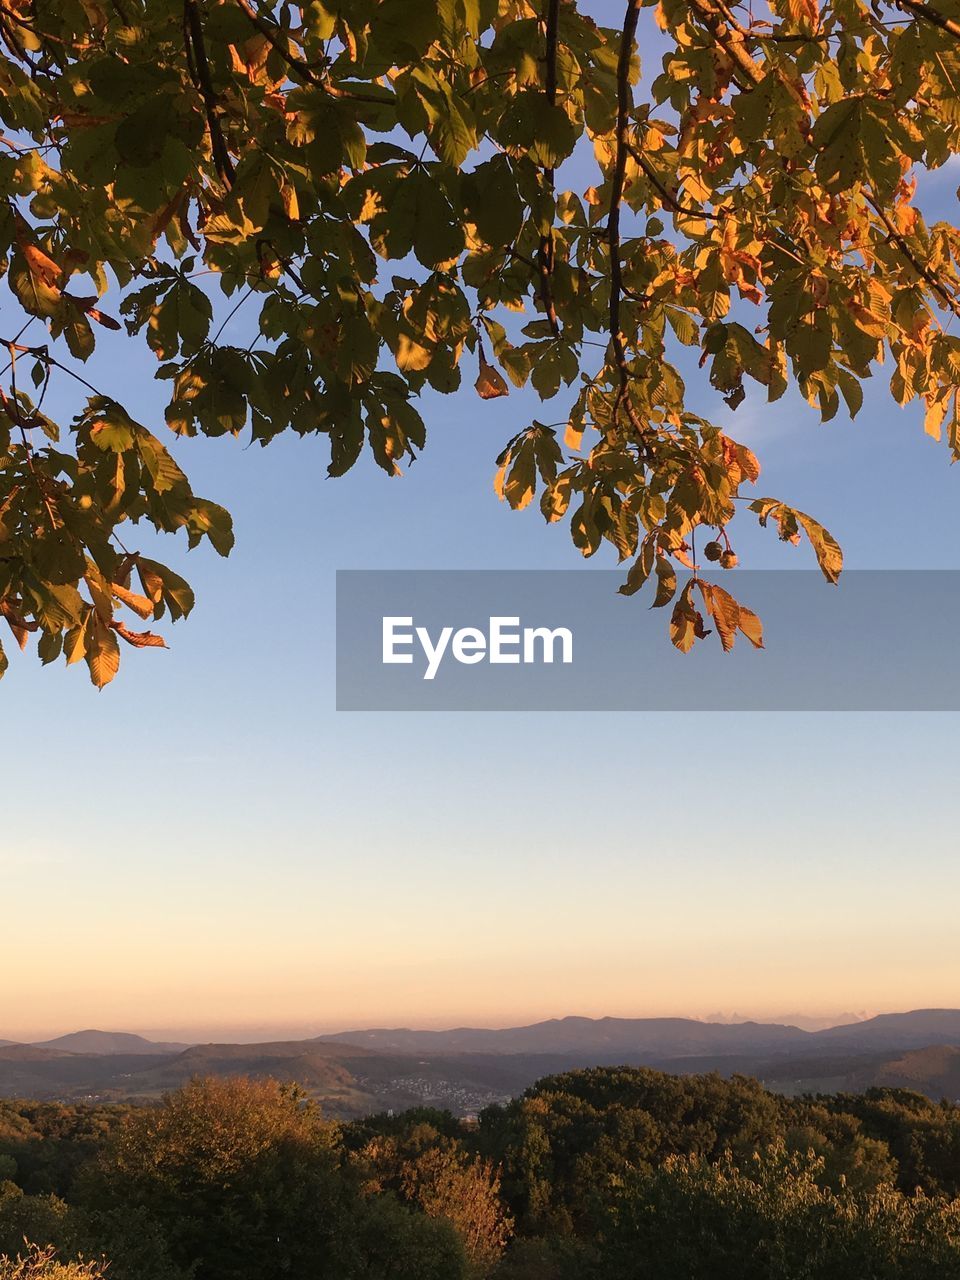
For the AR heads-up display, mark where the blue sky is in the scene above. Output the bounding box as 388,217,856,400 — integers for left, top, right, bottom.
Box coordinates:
2,9,960,1040
3,309,959,1040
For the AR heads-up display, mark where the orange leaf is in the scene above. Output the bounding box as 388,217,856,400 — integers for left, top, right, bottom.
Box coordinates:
475,355,509,400
111,621,167,649
112,582,155,620
22,242,62,289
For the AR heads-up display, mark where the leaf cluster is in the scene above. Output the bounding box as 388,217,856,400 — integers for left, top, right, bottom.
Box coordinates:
5,0,960,677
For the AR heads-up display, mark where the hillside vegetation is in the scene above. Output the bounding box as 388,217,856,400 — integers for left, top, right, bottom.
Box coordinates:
2,1068,960,1277
6,1013,960,1114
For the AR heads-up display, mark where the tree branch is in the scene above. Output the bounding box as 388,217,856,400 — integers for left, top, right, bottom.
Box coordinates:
865,193,960,318
3,345,61,534
1,340,114,401
183,0,235,188
538,0,562,338
628,143,722,222
892,0,960,42
235,0,395,105
686,0,765,90
686,0,960,316
235,0,325,84
608,0,646,437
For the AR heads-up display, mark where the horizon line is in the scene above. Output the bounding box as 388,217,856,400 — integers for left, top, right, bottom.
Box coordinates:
8,1005,957,1046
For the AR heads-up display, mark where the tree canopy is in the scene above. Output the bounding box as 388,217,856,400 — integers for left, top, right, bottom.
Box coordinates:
5,1071,960,1278
3,0,960,682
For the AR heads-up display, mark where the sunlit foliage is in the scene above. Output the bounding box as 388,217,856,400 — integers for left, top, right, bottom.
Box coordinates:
5,0,960,677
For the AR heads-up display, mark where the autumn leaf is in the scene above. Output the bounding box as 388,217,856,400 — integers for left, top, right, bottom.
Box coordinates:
475,352,509,400
1,0,958,684
112,621,168,649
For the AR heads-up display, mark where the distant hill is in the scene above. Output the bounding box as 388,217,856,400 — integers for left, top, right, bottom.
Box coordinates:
0,1045,73,1062
317,1011,960,1059
122,1040,381,1112
868,1046,960,1099
814,1010,960,1051
749,1044,960,1101
0,1043,157,1099
3,1012,960,1116
705,1012,868,1033
31,1030,190,1055
315,1015,812,1057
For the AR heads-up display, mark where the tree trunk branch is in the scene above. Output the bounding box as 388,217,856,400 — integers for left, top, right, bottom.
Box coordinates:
538,0,562,338
184,0,235,188
608,0,645,436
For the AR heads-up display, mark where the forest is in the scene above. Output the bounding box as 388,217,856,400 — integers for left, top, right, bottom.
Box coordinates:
2,1067,960,1278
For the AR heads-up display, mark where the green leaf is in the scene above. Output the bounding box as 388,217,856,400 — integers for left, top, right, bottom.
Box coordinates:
498,91,579,167
138,558,195,621
463,157,524,247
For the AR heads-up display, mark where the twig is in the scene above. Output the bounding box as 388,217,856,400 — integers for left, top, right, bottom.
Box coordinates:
183,0,235,187
235,0,394,104
627,143,722,222
503,245,539,273
256,238,306,292
0,318,37,379
4,343,60,533
686,0,763,90
1,339,113,400
750,27,833,43
866,193,960,317
234,0,325,83
893,0,960,41
209,284,256,347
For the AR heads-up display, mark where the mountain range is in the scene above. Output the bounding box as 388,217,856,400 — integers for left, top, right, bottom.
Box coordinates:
312,1009,960,1056
2,1011,960,1116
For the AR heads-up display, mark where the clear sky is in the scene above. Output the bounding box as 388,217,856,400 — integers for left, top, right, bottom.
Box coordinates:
2,15,960,1042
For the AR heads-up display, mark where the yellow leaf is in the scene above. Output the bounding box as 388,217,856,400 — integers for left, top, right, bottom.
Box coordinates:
137,563,164,605
700,581,740,652
682,170,712,203
737,604,764,649
564,419,584,451
86,614,120,689
84,562,113,622
924,392,948,441
396,332,434,372
281,182,300,222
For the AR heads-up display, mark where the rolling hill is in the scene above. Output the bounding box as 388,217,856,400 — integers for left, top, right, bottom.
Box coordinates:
32,1030,190,1055
3,1012,960,1115
814,1010,960,1051
869,1045,960,1098
317,1011,960,1059
315,1015,812,1057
